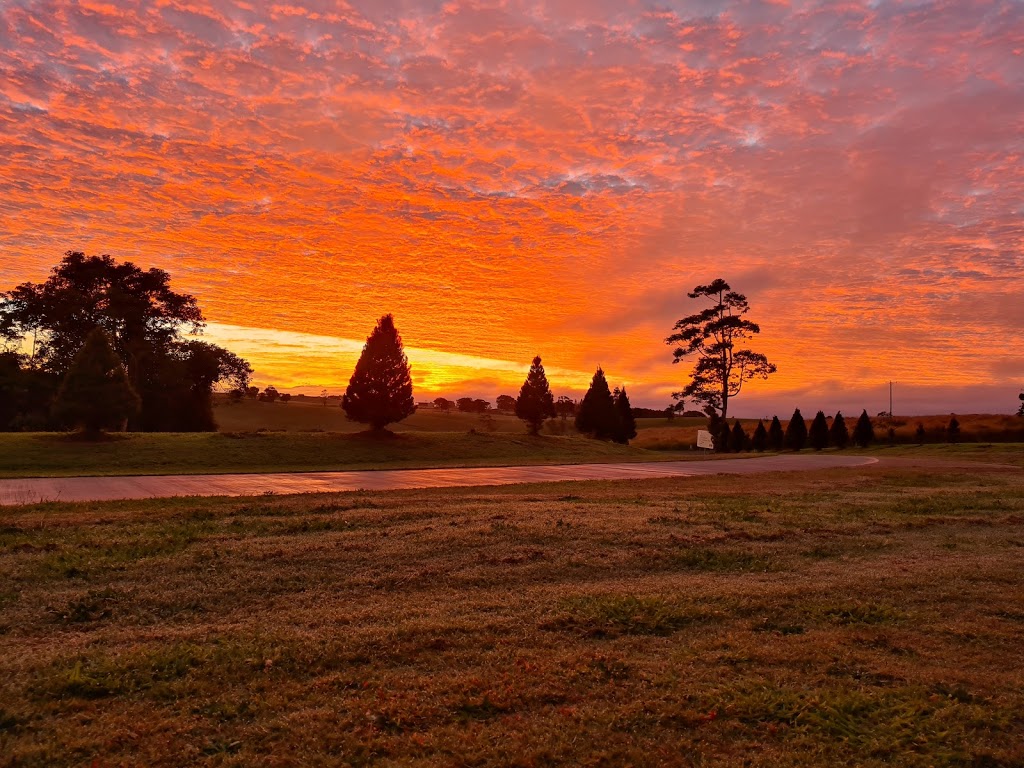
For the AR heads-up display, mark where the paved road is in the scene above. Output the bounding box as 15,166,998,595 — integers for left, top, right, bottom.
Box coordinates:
0,455,878,505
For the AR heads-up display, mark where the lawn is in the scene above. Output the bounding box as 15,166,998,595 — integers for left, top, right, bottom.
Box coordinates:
0,431,691,478
1,462,1022,765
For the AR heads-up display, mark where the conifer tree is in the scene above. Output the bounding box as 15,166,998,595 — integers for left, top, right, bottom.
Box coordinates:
752,420,768,452
852,409,875,447
784,408,807,451
915,422,926,444
947,415,961,444
830,412,849,449
514,356,556,435
716,420,732,453
730,419,748,452
613,387,637,444
575,367,617,440
809,410,830,451
767,415,784,451
52,327,140,437
342,314,415,431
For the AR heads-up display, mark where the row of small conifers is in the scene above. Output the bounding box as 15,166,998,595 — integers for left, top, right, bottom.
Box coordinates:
707,409,963,452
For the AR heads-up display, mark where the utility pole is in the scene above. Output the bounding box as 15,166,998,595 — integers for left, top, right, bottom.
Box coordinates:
889,381,894,417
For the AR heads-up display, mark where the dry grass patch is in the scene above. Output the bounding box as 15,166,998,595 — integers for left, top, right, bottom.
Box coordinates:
1,464,1023,765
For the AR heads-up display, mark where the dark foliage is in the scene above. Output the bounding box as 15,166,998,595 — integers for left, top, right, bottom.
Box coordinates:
0,352,58,431
457,398,491,413
830,412,849,449
52,328,140,436
342,314,416,430
730,419,748,452
575,368,618,440
716,421,732,453
515,356,556,435
752,420,768,452
613,387,637,444
947,416,961,444
555,396,577,420
433,397,455,412
767,416,784,451
665,278,776,419
915,422,926,444
784,408,807,451
809,411,830,451
853,410,875,448
0,252,250,431
496,395,516,413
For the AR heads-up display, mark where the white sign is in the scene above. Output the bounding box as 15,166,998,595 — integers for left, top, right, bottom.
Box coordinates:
696,429,714,450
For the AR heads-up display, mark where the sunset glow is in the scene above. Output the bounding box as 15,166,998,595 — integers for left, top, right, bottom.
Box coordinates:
2,1,1022,414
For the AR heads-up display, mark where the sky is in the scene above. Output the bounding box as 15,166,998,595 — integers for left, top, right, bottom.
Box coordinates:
1,0,1022,416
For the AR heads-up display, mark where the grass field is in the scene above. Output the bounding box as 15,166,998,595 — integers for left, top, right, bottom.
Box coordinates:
0,431,687,479
1,462,1022,765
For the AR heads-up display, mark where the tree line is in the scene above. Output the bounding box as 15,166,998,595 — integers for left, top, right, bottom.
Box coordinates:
338,317,640,442
0,252,252,435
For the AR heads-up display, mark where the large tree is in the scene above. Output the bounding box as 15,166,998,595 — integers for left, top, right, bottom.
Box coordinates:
665,279,776,419
52,328,140,437
809,411,830,451
342,314,416,430
514,356,556,435
613,387,637,444
785,408,807,451
0,252,250,431
575,367,618,440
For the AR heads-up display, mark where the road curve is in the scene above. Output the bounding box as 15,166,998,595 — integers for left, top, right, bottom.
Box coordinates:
0,454,878,506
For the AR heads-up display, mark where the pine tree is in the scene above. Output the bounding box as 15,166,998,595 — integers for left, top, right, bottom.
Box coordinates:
852,409,875,447
784,408,807,451
342,314,415,431
830,412,849,449
613,387,637,444
52,327,140,437
767,416,784,451
947,415,961,444
915,422,926,444
575,367,618,440
716,421,732,453
730,420,748,452
808,411,830,451
514,356,556,435
752,420,768,452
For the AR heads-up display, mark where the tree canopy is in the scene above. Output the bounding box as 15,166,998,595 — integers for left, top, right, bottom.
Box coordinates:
342,314,416,430
809,411,830,451
613,387,637,444
665,278,776,419
514,356,555,435
52,328,140,436
575,367,618,440
785,408,807,451
0,252,251,432
853,410,875,447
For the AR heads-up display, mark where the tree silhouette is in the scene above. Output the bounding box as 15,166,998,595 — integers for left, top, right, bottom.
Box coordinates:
947,415,961,444
853,410,875,447
752,420,768,452
52,328,140,437
496,394,516,413
730,419,748,452
342,314,415,431
1018,392,1023,417
433,397,454,412
665,278,776,419
555,396,576,420
613,387,637,444
1,252,250,431
809,411,830,451
785,408,807,451
514,356,556,435
767,416,784,451
915,422,926,444
576,367,618,440
830,412,849,449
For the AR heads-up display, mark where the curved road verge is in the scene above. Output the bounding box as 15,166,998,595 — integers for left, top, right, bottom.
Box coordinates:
0,455,878,506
